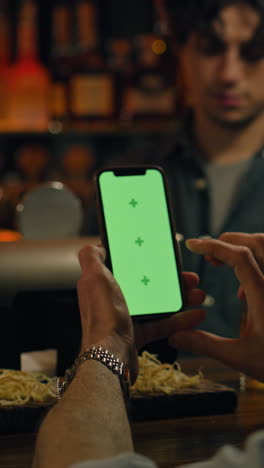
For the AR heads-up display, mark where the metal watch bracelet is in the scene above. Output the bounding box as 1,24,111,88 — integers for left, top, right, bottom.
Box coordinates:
57,346,130,400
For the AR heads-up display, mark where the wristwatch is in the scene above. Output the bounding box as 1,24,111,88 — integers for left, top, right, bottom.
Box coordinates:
57,346,130,400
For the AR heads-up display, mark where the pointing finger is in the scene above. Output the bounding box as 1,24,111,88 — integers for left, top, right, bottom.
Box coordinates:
186,238,264,299
219,232,264,273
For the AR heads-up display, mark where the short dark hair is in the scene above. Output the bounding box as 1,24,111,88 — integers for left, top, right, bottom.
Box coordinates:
164,0,264,44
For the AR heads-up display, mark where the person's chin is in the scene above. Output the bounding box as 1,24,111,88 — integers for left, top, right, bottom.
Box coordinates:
206,108,259,130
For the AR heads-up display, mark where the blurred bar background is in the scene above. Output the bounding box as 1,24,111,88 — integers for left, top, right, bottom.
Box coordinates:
0,0,185,374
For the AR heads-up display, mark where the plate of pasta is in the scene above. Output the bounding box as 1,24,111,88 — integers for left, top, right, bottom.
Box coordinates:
131,352,203,397
129,352,238,421
0,369,57,435
0,353,237,433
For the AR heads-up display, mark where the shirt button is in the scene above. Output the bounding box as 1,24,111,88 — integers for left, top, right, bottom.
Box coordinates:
203,295,216,307
194,178,207,190
175,232,184,242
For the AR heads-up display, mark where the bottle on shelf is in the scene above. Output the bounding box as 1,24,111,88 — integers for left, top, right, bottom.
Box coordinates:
49,3,73,127
121,32,178,124
68,0,116,124
119,0,179,125
7,0,50,131
106,38,133,122
107,38,133,72
0,1,11,131
153,0,184,114
153,0,169,38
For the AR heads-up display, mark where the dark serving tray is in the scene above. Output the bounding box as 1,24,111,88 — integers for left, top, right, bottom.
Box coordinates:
128,380,238,422
0,380,237,435
0,401,55,435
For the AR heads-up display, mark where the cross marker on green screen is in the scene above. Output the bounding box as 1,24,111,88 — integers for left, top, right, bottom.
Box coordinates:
141,276,150,286
129,198,138,208
135,237,144,247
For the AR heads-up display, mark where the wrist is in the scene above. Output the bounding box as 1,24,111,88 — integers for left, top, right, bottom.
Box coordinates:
75,359,125,398
57,345,131,400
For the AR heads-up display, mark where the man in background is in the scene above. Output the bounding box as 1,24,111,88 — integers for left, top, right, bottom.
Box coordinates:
84,0,264,359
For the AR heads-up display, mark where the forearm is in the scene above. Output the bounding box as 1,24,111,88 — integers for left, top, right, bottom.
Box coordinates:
33,360,133,468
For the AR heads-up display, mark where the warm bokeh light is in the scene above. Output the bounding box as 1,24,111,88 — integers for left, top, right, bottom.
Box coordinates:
0,230,22,242
152,39,167,55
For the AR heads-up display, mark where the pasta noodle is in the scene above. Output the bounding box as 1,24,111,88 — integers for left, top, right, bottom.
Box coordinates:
131,351,202,397
0,352,202,405
0,369,57,406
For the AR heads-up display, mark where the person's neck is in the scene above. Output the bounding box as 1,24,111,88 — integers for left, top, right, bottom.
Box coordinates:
193,111,264,165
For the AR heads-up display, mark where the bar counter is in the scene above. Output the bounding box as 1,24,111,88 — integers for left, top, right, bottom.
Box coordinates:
1,358,264,468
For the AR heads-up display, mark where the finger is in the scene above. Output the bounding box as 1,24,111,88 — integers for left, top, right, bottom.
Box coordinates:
237,285,245,300
169,329,245,373
219,232,264,271
186,238,264,297
205,255,223,266
186,288,206,307
181,273,205,306
78,245,106,274
135,309,206,350
219,232,254,246
182,271,200,288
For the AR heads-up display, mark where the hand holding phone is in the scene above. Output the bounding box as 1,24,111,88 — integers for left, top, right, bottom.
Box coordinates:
95,166,184,320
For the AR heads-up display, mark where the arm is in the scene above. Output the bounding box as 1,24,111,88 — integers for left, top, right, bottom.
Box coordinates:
33,246,135,468
33,359,133,468
33,245,205,468
34,363,264,468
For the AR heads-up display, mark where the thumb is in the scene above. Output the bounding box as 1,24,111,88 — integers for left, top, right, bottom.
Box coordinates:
135,309,206,350
169,330,244,371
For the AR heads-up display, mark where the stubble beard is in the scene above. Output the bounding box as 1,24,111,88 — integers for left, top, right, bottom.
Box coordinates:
206,102,264,131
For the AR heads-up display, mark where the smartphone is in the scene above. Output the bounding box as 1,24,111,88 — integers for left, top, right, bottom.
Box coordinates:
95,166,185,321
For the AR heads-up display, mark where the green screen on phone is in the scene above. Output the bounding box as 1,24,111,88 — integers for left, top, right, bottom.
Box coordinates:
98,169,183,317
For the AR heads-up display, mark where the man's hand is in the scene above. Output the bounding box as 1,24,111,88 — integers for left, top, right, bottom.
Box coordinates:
219,233,264,272
78,245,138,382
77,245,206,384
134,272,206,351
219,233,264,299
168,237,264,381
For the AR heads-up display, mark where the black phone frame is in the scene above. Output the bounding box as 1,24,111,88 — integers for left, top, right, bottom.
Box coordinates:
94,164,186,322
